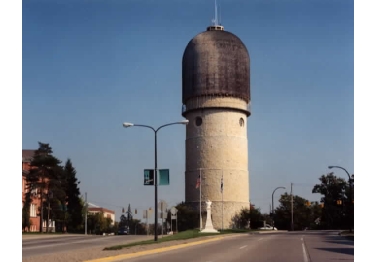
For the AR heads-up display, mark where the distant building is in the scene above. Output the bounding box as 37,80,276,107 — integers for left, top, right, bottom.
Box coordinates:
87,203,115,225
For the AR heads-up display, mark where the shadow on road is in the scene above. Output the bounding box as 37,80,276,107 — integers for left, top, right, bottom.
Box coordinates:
323,240,354,246
316,247,354,255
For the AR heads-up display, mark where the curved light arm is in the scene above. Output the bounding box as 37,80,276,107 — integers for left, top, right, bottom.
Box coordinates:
272,186,286,196
328,165,351,181
123,120,189,133
123,123,156,132
156,120,189,133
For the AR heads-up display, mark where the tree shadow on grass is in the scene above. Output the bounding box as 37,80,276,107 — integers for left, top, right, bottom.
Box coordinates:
316,247,354,256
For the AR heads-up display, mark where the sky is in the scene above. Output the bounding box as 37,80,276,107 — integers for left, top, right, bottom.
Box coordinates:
22,0,354,220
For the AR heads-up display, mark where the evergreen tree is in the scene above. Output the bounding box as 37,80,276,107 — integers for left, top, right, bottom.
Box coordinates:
64,159,84,232
27,142,61,232
126,204,133,226
22,190,32,231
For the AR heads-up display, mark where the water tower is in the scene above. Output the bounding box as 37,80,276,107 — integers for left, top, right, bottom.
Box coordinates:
182,13,251,229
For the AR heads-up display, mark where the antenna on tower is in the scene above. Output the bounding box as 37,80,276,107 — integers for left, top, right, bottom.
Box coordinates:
208,0,224,31
211,0,218,26
219,1,222,25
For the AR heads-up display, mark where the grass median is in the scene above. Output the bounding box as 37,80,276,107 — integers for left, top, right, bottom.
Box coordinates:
339,230,354,241
104,229,251,251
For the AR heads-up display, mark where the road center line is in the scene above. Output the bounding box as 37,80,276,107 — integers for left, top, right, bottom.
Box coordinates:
301,239,310,262
239,245,247,249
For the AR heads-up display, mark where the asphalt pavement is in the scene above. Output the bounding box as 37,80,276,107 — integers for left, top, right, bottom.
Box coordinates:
106,230,353,262
22,234,154,258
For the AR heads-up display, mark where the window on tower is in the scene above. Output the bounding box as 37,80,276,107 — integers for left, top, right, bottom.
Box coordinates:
239,118,244,127
195,117,202,126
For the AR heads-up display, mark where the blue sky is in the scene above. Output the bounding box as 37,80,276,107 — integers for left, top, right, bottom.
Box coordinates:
22,0,354,219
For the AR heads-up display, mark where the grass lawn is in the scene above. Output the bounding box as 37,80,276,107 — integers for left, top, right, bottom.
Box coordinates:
104,229,253,250
339,230,354,241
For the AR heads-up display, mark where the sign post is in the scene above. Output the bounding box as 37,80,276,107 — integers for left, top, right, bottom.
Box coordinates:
170,206,178,234
158,200,168,236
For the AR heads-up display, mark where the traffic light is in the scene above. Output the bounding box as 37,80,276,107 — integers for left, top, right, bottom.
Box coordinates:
320,203,324,208
144,169,155,185
135,209,137,214
305,201,311,207
336,200,342,205
122,207,125,213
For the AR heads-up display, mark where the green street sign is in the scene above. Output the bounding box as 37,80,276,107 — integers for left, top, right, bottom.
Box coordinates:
144,169,155,185
159,169,170,185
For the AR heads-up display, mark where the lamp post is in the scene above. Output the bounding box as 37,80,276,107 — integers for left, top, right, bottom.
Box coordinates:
123,119,189,241
328,165,353,232
272,186,285,230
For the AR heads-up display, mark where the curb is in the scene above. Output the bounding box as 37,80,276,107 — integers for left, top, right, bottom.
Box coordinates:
83,236,226,262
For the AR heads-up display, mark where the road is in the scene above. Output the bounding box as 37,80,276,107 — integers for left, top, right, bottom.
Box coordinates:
115,231,353,262
22,234,153,258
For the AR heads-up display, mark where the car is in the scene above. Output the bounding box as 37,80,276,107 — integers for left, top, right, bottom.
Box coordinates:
118,228,128,235
258,224,278,230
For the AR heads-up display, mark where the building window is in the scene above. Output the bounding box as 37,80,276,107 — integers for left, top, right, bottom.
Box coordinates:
239,118,244,127
30,204,37,217
195,117,202,126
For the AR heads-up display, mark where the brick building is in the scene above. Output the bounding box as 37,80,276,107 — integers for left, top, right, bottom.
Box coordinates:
88,203,115,225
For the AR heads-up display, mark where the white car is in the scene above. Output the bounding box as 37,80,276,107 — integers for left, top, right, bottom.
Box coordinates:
258,224,278,230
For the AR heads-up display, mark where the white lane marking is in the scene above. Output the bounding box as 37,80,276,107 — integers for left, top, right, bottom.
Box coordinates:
258,238,263,241
239,245,247,249
302,241,309,262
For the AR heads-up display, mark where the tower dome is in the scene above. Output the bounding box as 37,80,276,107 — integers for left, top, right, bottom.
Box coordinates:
182,26,250,111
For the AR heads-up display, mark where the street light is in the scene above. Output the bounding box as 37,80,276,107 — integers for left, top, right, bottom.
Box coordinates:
272,186,286,230
122,119,189,241
328,165,353,232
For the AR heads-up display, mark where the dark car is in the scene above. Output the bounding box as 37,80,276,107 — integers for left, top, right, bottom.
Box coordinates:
118,228,128,235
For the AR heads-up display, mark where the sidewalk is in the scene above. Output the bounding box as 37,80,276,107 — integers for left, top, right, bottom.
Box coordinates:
22,233,89,240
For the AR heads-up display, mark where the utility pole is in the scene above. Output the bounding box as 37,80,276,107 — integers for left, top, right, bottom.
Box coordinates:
85,192,87,235
290,183,294,231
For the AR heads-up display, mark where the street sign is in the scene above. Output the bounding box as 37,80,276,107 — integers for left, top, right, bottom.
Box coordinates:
144,169,155,185
158,200,168,211
171,214,177,219
170,206,177,215
159,169,170,185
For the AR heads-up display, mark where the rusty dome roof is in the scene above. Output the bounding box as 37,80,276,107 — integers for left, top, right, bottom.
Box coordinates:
182,27,250,104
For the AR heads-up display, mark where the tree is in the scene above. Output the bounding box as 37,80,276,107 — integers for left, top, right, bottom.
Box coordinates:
22,193,32,231
27,142,62,232
126,204,133,227
312,172,350,229
231,206,266,229
273,193,319,230
46,166,68,233
64,159,83,232
87,212,112,234
166,202,199,232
